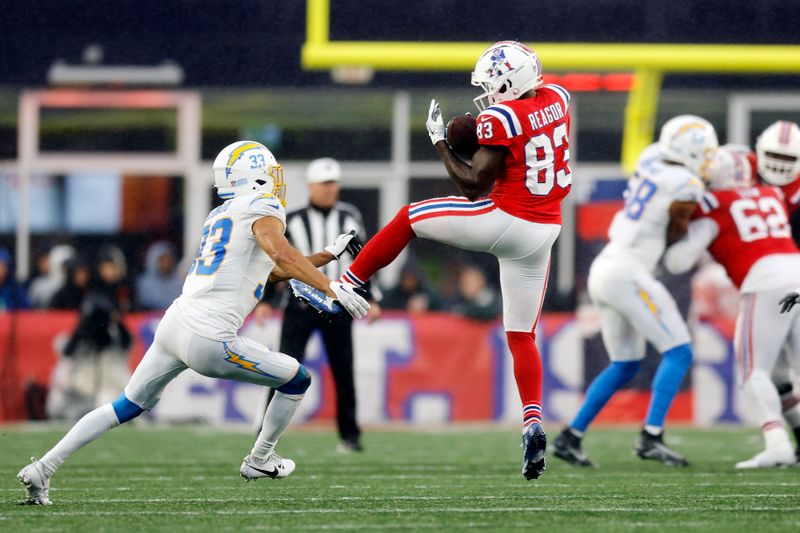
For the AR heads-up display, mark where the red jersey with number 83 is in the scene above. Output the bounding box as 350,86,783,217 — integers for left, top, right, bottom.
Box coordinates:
696,185,798,288
476,84,572,224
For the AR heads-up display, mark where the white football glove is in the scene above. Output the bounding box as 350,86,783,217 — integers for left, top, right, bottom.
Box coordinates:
324,230,363,259
329,281,370,319
426,99,446,145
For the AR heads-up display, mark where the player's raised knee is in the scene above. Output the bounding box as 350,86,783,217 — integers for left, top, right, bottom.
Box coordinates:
111,393,144,424
277,365,311,395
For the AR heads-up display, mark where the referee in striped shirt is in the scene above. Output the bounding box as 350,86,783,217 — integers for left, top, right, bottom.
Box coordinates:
279,158,379,453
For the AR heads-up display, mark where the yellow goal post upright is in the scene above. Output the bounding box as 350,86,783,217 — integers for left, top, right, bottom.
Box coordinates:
301,0,800,173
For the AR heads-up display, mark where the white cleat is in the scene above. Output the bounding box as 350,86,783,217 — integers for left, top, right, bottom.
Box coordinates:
240,453,296,481
735,445,796,469
17,458,52,505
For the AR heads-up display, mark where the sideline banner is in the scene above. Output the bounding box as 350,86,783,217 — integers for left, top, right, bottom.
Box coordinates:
0,311,748,425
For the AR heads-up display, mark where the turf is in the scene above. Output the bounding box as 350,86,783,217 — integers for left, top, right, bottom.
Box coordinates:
1,425,798,532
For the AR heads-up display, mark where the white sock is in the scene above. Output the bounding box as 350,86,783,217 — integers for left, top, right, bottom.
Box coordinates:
250,391,303,463
644,425,663,436
40,403,120,476
763,424,792,450
747,370,784,427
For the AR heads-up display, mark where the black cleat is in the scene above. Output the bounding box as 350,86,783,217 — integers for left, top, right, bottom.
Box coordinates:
634,429,689,467
522,423,547,480
553,428,596,467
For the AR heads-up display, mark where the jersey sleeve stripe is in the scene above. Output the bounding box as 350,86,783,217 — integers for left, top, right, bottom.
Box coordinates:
488,103,522,135
700,192,716,213
483,107,518,137
544,84,571,110
790,188,800,206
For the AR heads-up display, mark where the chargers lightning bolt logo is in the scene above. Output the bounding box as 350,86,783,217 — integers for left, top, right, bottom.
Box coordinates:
223,343,278,378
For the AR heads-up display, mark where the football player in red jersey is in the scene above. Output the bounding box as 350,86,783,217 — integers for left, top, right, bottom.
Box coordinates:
745,121,800,456
665,147,800,468
754,121,800,212
332,41,571,480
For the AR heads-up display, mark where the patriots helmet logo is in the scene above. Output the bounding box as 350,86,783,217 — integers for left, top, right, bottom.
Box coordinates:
487,49,513,77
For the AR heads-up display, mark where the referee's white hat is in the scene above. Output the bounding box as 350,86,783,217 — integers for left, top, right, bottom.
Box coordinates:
306,158,341,184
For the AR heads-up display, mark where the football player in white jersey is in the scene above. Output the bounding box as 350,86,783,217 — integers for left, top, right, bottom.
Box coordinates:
553,116,718,468
17,141,370,505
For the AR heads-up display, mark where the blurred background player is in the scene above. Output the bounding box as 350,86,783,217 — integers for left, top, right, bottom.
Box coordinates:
17,141,370,505
262,157,379,453
664,146,800,468
736,121,800,454
754,121,800,210
315,40,573,480
554,115,718,468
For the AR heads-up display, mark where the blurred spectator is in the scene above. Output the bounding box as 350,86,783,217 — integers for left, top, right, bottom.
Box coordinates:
0,248,29,311
94,246,131,313
450,266,501,321
50,258,91,310
47,248,133,420
136,241,183,310
382,263,442,313
28,244,75,308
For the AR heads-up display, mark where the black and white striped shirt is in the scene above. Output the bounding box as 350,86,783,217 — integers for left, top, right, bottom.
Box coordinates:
285,202,365,280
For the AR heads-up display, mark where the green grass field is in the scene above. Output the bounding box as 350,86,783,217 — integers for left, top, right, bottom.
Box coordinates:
1,425,798,532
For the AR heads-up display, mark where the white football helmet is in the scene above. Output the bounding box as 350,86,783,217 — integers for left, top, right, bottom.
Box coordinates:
755,121,800,186
471,41,543,111
212,141,285,203
658,115,719,180
706,145,754,190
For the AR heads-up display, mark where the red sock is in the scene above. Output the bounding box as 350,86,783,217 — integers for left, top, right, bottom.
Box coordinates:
506,331,543,429
341,205,415,286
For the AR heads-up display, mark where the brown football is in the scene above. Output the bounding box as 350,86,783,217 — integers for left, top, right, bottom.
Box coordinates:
446,114,479,160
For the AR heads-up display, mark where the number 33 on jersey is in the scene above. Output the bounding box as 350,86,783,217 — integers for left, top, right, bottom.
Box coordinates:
476,84,572,225
176,192,286,340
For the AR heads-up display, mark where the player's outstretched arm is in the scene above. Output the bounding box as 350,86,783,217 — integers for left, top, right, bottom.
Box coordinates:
268,231,360,283
666,200,698,245
426,99,503,200
254,216,337,296
254,218,369,318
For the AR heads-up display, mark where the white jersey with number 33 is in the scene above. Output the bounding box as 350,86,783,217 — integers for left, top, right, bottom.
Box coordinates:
599,144,705,273
168,192,286,341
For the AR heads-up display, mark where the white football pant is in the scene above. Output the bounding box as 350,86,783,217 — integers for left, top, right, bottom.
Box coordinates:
408,196,559,332
587,257,691,361
124,312,300,410
735,287,800,427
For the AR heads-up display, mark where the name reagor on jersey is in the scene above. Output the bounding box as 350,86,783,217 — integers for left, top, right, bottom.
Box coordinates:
476,84,572,225
168,192,286,341
526,102,565,130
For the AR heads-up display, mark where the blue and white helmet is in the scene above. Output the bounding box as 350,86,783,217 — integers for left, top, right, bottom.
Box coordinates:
658,115,718,181
212,141,286,203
